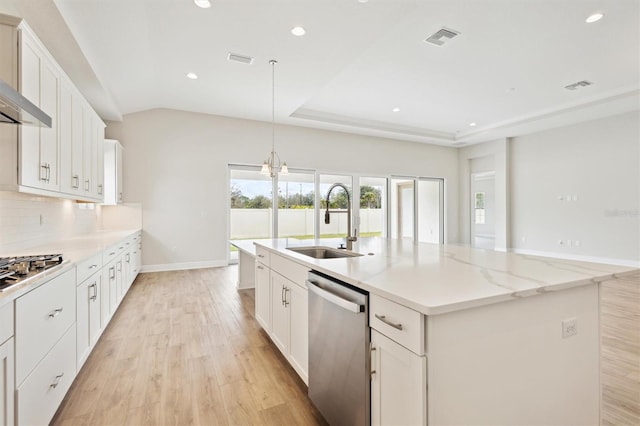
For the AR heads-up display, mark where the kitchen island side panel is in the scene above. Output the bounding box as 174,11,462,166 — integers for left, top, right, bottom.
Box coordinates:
427,283,599,425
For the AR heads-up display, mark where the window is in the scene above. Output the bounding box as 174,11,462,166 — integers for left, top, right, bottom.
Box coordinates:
474,192,485,224
277,171,315,238
359,177,386,237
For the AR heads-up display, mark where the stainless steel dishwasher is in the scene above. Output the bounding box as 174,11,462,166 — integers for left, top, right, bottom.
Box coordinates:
307,270,370,426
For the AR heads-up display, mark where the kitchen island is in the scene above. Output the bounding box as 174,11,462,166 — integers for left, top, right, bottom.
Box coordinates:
253,237,638,425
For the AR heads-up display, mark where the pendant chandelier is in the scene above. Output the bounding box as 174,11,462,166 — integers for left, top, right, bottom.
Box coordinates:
261,59,288,178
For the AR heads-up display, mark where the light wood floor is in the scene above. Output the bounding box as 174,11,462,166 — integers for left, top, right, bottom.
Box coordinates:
52,267,639,426
52,267,326,426
600,272,640,425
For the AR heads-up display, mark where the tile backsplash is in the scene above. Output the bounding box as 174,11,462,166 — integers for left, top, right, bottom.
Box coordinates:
0,191,102,251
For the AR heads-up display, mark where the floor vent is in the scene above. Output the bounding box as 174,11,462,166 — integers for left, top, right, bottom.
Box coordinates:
424,27,460,46
564,80,593,91
227,52,254,65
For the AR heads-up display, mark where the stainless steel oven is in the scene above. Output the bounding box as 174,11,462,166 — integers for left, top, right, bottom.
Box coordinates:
307,270,370,426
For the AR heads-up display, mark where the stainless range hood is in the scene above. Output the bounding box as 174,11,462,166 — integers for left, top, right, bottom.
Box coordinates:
0,79,51,128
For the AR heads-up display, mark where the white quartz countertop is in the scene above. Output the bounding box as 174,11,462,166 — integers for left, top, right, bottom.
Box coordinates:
0,229,141,305
255,237,639,315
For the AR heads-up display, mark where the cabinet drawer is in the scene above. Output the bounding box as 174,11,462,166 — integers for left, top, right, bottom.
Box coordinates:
104,241,125,263
0,302,13,345
15,268,76,385
17,324,76,426
370,294,425,355
255,246,270,267
271,254,309,288
76,252,102,284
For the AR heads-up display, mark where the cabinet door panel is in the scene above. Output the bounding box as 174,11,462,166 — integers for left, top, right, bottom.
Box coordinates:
76,279,90,370
255,262,271,331
89,275,101,346
59,79,74,193
270,272,289,356
70,94,83,191
40,60,59,190
289,283,308,384
371,330,427,426
0,338,14,426
19,39,42,188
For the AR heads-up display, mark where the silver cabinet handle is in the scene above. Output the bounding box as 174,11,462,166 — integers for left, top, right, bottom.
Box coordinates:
257,265,264,270
119,246,124,250
97,184,103,195
257,254,265,258
50,373,64,389
48,307,64,318
284,287,290,307
72,174,80,189
281,286,285,306
89,283,98,301
109,252,116,256
84,179,90,192
40,164,48,181
89,264,98,269
370,343,377,379
119,192,123,201
374,314,403,331
109,267,115,279
126,254,130,263
46,163,51,182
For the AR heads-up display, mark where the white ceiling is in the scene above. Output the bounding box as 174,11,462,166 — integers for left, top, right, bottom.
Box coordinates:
11,0,640,146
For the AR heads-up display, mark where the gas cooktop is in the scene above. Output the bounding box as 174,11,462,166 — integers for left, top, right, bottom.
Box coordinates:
0,254,66,292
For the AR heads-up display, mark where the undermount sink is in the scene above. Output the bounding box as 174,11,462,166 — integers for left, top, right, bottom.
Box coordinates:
287,246,364,259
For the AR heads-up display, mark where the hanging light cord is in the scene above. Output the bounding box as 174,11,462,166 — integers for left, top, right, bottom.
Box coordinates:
271,59,276,156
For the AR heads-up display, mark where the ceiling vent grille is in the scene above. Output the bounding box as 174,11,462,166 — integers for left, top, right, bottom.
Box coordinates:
564,80,593,91
424,27,460,46
227,52,254,65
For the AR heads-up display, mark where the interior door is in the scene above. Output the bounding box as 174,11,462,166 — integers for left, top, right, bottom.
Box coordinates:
397,182,414,239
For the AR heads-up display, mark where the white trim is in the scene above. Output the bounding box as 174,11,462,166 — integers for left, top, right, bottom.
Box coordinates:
140,260,227,273
510,248,640,268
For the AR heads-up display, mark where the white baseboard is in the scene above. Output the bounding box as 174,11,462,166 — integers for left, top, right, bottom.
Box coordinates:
510,248,640,268
141,260,227,273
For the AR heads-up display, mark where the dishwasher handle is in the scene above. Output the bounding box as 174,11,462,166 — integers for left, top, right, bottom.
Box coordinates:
307,280,364,313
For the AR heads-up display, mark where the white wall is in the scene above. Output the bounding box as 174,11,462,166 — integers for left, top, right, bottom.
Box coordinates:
510,111,639,264
106,108,460,270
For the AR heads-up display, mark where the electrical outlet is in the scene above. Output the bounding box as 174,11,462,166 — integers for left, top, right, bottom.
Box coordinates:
562,318,577,338
558,239,564,246
575,240,581,247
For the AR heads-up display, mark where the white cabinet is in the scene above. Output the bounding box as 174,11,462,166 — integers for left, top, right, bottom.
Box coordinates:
0,17,105,202
0,338,14,426
16,324,77,426
0,302,14,426
370,330,427,426
104,139,124,205
15,267,76,386
18,29,60,193
270,272,290,355
370,294,427,426
288,280,308,381
76,272,101,370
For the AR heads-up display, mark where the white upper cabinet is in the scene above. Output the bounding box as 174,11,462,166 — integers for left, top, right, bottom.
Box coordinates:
18,29,60,193
0,15,105,202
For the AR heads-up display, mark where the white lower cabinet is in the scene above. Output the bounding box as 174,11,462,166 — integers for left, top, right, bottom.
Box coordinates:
0,338,14,426
270,271,309,383
15,268,76,386
76,272,101,370
370,329,427,426
254,248,309,384
17,324,77,426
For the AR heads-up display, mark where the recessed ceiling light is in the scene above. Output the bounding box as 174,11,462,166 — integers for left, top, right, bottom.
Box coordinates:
194,0,211,8
469,122,477,127
186,72,198,80
291,26,306,36
392,107,400,112
585,12,604,23
358,0,369,3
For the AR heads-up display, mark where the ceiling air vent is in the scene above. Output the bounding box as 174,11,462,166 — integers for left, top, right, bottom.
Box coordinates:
227,52,254,65
424,27,460,46
564,80,593,91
